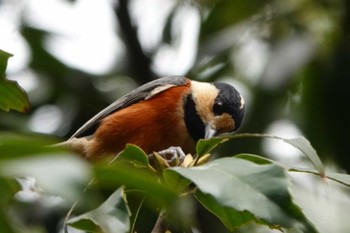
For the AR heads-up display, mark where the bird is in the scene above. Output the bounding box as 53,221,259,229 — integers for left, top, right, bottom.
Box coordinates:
63,76,245,161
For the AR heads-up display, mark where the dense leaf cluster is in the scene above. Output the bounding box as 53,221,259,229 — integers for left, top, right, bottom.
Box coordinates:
0,118,349,233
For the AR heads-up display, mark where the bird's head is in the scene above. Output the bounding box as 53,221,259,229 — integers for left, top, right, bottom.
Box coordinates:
185,80,245,141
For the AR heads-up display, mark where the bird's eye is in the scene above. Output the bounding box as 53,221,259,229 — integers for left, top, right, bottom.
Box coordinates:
213,101,224,115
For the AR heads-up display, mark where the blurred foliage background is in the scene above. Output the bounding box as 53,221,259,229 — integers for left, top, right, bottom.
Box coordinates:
1,0,350,232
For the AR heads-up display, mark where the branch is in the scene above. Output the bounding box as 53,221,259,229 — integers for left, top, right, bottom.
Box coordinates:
151,210,167,233
114,0,155,84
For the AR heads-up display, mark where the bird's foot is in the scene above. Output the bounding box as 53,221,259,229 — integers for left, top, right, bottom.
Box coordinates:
148,146,186,166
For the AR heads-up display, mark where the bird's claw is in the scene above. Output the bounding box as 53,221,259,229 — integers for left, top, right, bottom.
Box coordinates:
148,146,186,166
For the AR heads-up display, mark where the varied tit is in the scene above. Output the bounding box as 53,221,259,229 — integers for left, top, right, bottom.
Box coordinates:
65,76,245,160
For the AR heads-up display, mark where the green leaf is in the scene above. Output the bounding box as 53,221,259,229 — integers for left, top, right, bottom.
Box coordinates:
289,167,350,188
0,134,91,201
169,156,316,232
163,167,192,193
0,213,15,233
196,191,255,231
283,137,325,177
0,49,30,112
0,134,63,159
68,187,131,233
0,155,91,202
227,134,325,177
235,153,275,165
0,49,13,76
68,219,100,232
239,154,350,188
325,172,350,187
0,177,20,205
196,137,228,157
115,144,149,167
0,79,30,112
94,161,177,208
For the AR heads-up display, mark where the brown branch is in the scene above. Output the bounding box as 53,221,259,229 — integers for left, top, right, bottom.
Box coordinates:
114,0,156,85
151,210,167,233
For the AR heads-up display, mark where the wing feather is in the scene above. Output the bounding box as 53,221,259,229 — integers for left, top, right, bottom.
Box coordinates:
70,76,188,138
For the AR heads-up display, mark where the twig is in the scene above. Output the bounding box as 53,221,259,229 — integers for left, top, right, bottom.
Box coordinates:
113,0,155,84
151,210,167,233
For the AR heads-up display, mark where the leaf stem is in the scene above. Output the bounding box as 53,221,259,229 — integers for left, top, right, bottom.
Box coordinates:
130,196,145,233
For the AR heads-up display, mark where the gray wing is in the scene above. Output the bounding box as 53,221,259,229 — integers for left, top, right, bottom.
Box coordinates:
70,76,188,138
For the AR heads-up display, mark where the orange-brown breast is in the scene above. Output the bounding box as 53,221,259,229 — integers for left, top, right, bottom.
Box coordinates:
86,84,195,159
